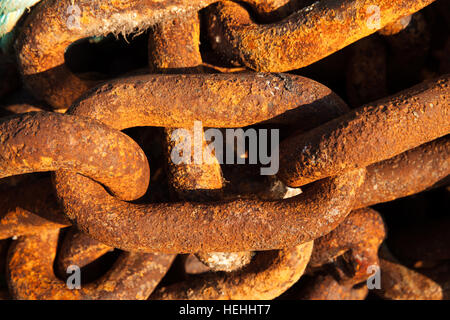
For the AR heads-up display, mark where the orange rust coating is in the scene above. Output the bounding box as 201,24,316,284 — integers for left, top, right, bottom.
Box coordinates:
56,228,112,275
15,0,219,109
15,0,301,109
346,37,388,108
377,258,443,300
309,208,385,284
151,241,313,300
7,229,175,300
388,218,450,263
148,12,203,73
54,168,365,253
296,274,368,300
148,14,224,196
378,14,412,36
354,136,450,209
207,0,437,72
4,136,446,240
67,73,349,129
0,178,69,240
278,75,450,187
0,112,149,201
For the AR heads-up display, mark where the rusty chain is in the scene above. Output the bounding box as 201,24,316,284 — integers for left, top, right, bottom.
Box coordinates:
0,0,449,301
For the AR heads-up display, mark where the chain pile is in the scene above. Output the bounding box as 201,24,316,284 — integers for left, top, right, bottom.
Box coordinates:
0,0,449,300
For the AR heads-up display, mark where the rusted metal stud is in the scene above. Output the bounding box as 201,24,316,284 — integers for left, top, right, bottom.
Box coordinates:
151,241,313,300
295,274,368,300
354,136,450,209
346,36,388,108
148,12,205,74
7,229,175,300
278,75,450,187
149,11,253,272
54,168,365,253
55,227,112,276
206,0,436,72
309,208,385,285
0,177,69,240
67,73,349,129
0,112,149,201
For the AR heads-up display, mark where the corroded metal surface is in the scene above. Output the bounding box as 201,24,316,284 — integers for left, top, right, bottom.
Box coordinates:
0,0,447,301
54,169,365,253
354,136,450,209
278,75,450,187
206,0,436,72
151,241,313,300
7,229,175,300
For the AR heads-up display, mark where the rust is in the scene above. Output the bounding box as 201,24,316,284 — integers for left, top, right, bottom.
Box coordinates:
54,168,365,253
149,12,246,271
206,0,436,72
278,75,450,187
0,112,149,201
67,73,348,129
15,0,219,108
309,208,386,285
55,227,112,276
7,229,175,300
15,0,306,109
151,241,313,300
354,136,450,209
376,246,443,300
379,15,412,36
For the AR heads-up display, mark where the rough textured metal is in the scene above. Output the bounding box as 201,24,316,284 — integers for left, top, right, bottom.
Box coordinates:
67,73,349,129
278,75,450,187
296,274,368,300
354,136,450,209
206,0,436,72
15,0,220,108
379,14,412,36
376,248,443,300
151,241,313,300
7,229,175,300
0,177,69,240
0,112,149,200
308,208,385,287
54,168,365,253
56,227,112,275
389,218,450,263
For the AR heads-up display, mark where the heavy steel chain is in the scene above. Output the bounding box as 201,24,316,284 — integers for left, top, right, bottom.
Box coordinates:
0,0,449,300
